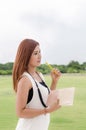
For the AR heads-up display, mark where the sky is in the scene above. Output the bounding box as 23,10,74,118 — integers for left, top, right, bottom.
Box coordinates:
0,0,86,65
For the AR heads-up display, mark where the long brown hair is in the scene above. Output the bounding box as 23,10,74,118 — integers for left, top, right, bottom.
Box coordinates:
12,39,39,92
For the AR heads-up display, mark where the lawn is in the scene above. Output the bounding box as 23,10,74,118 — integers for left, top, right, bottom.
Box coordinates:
0,74,86,130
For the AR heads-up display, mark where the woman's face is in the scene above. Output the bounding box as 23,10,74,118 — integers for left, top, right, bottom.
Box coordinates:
29,45,42,67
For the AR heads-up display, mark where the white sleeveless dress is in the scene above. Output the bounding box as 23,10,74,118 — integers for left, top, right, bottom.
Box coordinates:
15,72,50,130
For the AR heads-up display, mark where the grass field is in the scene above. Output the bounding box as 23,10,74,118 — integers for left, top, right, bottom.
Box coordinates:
0,74,86,130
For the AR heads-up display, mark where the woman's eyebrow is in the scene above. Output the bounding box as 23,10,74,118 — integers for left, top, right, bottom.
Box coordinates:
34,50,40,52
33,50,38,52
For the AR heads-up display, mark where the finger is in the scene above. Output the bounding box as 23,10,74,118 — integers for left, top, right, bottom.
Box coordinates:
54,70,61,76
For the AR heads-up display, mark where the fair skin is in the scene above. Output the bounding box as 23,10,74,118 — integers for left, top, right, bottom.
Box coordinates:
16,45,61,118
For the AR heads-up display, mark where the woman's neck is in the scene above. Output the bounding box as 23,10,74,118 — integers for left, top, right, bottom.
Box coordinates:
28,66,42,82
28,66,36,76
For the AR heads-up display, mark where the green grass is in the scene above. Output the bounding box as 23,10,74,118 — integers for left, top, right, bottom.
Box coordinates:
0,74,86,130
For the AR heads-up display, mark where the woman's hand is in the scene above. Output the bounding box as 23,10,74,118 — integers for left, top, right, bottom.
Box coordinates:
51,68,61,83
46,90,61,113
46,99,61,113
50,68,61,90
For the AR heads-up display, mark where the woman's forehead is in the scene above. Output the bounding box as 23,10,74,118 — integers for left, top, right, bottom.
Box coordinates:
34,45,40,51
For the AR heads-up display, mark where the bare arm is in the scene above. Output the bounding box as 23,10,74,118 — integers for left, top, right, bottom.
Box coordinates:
50,69,61,90
16,76,61,118
16,77,46,118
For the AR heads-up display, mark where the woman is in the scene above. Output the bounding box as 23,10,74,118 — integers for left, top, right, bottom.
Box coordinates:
12,39,61,130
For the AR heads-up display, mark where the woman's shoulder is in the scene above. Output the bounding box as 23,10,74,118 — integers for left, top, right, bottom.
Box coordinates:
18,74,32,91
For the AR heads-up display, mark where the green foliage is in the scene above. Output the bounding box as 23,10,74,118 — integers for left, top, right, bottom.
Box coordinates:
0,62,13,70
0,60,86,75
57,65,67,73
67,67,79,73
81,62,86,70
0,70,12,75
37,64,50,74
67,61,81,70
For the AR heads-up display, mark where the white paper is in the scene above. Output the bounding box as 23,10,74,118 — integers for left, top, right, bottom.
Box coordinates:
56,87,75,106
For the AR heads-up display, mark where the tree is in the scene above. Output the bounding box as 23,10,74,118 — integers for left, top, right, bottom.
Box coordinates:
68,60,81,69
81,62,86,70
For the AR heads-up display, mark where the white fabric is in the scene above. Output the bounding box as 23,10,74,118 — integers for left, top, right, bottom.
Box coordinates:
15,72,50,130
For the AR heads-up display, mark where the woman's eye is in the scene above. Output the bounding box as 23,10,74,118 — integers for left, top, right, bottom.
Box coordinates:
33,50,41,55
34,52,38,55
